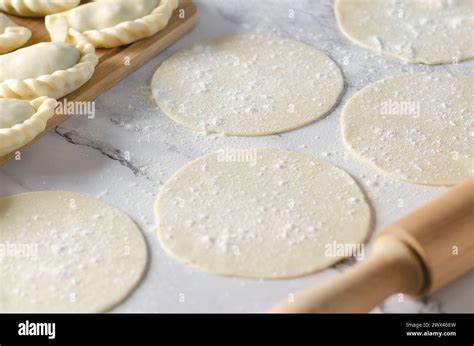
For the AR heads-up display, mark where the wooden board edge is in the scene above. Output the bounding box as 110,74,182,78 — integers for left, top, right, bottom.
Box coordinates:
0,1,198,165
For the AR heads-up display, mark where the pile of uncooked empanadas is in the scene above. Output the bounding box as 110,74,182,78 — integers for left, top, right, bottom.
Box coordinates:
0,0,178,156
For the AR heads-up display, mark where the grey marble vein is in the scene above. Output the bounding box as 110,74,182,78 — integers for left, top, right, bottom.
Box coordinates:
54,127,150,180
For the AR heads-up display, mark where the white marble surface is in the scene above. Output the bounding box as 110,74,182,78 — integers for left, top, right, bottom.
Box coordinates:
1,0,473,312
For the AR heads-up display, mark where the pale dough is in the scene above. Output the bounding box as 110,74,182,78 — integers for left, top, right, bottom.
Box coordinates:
0,191,148,312
45,0,178,48
0,0,80,17
53,0,160,31
0,13,31,54
0,42,79,82
335,0,474,64
341,73,473,186
0,98,35,129
0,97,57,156
151,35,344,136
0,41,98,100
155,148,371,279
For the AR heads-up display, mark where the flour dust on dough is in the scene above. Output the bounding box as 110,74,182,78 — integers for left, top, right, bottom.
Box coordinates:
155,148,371,279
335,0,474,64
0,191,148,312
151,35,344,136
342,73,473,186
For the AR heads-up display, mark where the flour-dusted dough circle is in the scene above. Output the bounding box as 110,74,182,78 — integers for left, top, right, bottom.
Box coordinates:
335,0,474,64
342,73,473,186
155,148,371,279
0,191,148,312
151,35,344,136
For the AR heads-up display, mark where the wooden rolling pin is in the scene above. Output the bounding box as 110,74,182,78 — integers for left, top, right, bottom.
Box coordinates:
271,177,474,313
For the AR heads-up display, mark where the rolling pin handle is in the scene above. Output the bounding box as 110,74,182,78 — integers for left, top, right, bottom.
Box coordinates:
270,235,426,313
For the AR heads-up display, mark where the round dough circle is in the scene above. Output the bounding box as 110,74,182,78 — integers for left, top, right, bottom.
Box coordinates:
155,148,371,279
0,191,148,312
341,73,473,186
335,0,474,64
151,35,344,136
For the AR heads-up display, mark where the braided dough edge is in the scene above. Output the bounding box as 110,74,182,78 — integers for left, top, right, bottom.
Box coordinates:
0,0,80,17
0,96,57,156
0,26,31,54
0,40,98,100
46,0,179,48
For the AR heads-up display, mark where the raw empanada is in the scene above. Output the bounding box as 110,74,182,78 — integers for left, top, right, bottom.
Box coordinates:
45,0,179,48
0,0,80,17
0,97,57,156
0,13,31,54
0,41,98,99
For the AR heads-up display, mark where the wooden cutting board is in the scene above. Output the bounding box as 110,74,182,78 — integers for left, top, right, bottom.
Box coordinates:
0,0,198,165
